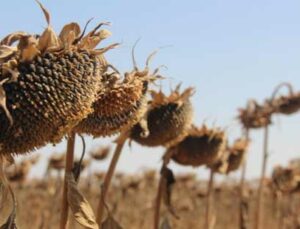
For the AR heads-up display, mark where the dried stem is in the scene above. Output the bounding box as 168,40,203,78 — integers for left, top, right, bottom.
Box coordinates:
60,131,76,229
205,170,215,229
255,125,269,229
154,165,165,229
239,128,249,229
153,150,175,229
96,131,128,226
270,82,294,101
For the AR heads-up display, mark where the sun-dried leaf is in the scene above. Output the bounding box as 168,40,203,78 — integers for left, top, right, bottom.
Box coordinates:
59,23,81,47
101,216,123,229
66,172,99,229
36,0,50,25
161,167,179,219
160,217,171,229
38,27,59,53
0,32,28,46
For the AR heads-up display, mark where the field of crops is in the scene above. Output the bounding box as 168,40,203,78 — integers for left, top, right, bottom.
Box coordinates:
0,1,300,229
2,166,300,229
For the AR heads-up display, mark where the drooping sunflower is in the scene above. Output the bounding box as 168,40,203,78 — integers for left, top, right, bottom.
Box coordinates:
169,125,227,167
130,85,194,148
0,3,117,155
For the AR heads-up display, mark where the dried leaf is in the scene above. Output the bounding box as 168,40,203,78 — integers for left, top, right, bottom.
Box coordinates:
101,216,123,229
38,27,59,53
59,23,81,47
161,167,179,219
160,217,171,229
66,172,99,229
36,0,50,25
0,32,28,46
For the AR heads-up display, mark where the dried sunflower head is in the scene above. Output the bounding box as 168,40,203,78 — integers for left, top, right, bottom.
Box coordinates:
266,83,300,115
75,49,161,137
169,125,227,167
272,166,300,193
5,159,32,182
130,84,194,148
225,138,249,174
48,153,66,171
0,3,117,155
238,99,273,129
90,146,110,161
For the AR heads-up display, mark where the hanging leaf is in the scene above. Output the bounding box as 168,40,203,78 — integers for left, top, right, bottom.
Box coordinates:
161,167,179,219
160,217,171,229
66,172,99,229
101,215,123,229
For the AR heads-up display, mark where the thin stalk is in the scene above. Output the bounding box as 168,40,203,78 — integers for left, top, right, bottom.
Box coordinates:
239,128,249,229
96,132,128,226
154,166,165,229
153,150,175,229
255,125,269,229
60,131,76,229
270,82,294,101
205,170,215,229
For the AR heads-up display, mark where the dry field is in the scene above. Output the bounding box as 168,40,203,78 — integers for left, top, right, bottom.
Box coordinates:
1,171,300,229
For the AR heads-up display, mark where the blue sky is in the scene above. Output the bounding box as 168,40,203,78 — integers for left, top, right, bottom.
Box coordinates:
2,0,300,179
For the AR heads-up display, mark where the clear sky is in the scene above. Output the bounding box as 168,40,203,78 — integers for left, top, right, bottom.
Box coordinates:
2,0,300,180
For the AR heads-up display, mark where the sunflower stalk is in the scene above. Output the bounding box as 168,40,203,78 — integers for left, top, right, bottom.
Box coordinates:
96,131,129,226
60,131,76,229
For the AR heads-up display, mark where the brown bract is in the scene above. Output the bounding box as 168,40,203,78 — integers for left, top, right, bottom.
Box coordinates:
169,125,227,167
0,3,117,155
238,100,273,129
130,85,194,148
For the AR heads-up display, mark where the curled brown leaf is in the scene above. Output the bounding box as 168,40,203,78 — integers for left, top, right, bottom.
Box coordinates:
66,172,99,229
